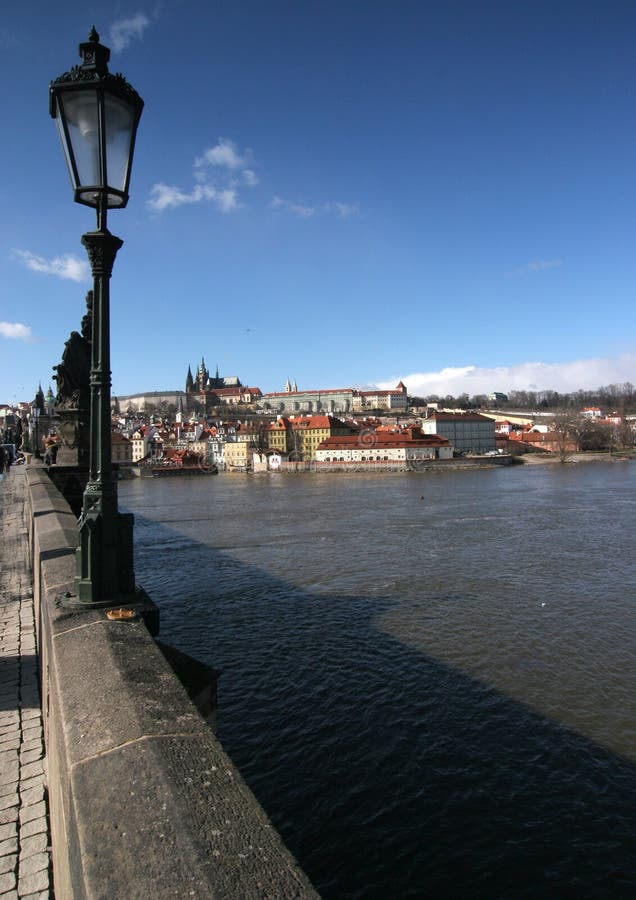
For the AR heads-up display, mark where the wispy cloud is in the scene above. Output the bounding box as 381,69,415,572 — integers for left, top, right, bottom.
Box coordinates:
109,14,151,53
271,196,316,218
148,139,255,215
148,138,357,220
508,258,562,276
13,250,89,283
148,183,239,213
377,354,636,397
0,28,20,49
0,322,32,341
272,196,359,218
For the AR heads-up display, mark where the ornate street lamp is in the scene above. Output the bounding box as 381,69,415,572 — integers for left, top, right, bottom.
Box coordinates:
50,28,143,606
30,402,41,459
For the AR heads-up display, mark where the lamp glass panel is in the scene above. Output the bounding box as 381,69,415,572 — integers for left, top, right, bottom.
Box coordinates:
54,110,77,190
104,94,136,205
58,92,101,195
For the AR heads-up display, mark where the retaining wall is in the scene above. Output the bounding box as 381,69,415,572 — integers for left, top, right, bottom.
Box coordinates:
26,467,317,899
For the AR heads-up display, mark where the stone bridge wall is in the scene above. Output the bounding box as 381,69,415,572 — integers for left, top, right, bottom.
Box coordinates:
26,467,316,899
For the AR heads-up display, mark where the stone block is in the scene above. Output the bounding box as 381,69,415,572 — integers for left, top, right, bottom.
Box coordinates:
20,740,44,765
0,807,17,827
17,865,49,896
0,822,17,843
19,832,47,858
0,709,20,725
18,785,44,808
0,737,19,753
0,782,18,800
19,803,46,827
69,734,317,898
19,776,44,797
0,852,16,874
51,619,208,766
18,818,46,840
0,868,16,893
0,793,18,813
19,762,43,782
0,835,18,856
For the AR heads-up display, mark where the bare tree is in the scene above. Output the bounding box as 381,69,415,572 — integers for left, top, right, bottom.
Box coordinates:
552,411,579,463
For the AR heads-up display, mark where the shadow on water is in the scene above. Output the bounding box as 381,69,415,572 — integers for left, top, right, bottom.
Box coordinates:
130,509,636,900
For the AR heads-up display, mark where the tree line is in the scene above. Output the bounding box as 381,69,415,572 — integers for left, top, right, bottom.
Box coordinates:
410,382,636,414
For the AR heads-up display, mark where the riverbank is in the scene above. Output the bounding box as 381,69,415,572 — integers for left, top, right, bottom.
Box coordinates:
519,451,635,465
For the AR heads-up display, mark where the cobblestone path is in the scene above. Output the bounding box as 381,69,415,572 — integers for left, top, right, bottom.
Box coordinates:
0,467,51,898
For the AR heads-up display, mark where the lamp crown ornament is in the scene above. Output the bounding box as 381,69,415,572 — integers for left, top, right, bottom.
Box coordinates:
50,29,141,104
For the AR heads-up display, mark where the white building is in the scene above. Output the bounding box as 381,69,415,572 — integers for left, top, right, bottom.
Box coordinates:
315,428,452,462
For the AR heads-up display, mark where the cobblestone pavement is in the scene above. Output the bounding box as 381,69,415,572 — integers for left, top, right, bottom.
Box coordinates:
0,467,52,899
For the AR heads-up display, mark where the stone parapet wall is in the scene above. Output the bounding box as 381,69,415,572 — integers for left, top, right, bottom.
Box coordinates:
25,467,316,899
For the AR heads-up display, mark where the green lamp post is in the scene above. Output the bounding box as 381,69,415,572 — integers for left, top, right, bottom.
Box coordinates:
50,28,144,606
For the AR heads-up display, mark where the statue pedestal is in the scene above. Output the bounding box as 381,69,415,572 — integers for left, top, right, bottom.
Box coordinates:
56,408,90,468
47,409,90,517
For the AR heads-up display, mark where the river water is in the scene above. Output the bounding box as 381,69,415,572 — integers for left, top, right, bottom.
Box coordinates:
120,461,636,898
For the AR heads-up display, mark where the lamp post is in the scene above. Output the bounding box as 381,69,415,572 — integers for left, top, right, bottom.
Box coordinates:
30,403,41,459
50,28,143,606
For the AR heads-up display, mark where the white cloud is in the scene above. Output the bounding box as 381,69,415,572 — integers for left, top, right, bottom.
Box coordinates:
109,14,151,53
272,195,359,218
326,201,359,218
195,139,248,171
13,250,89,282
508,258,562,276
0,322,31,341
147,182,239,214
377,354,636,397
150,139,357,221
216,189,239,213
242,169,259,186
271,195,316,217
149,139,254,214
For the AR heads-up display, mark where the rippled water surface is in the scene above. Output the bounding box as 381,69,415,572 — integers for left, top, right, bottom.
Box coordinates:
120,462,636,898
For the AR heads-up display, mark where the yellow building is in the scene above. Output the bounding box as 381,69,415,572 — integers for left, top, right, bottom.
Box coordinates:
224,441,251,471
268,417,293,453
268,415,356,460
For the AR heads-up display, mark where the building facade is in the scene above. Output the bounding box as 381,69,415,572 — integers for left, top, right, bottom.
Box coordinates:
420,412,496,454
315,428,452,462
267,415,357,459
260,387,357,414
352,382,409,411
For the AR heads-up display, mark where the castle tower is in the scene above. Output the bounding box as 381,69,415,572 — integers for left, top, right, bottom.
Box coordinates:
195,357,209,392
34,383,45,413
44,385,55,415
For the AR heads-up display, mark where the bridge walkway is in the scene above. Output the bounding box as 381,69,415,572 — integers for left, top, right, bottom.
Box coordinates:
0,466,52,898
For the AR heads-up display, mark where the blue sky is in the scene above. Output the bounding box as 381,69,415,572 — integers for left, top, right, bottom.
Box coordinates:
1,0,636,405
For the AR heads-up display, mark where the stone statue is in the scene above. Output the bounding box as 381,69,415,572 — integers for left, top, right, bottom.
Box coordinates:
53,291,92,412
52,291,93,465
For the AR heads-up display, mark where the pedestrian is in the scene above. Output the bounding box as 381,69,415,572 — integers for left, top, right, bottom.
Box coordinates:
43,435,58,466
4,447,11,474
